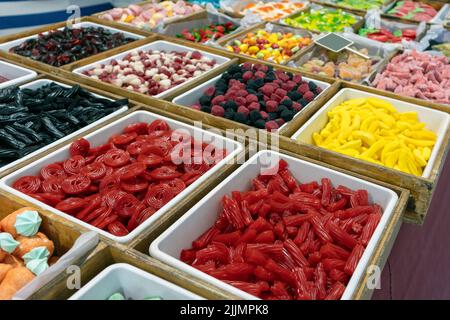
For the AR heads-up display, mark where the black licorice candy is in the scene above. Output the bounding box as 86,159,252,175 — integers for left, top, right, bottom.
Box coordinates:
0,82,128,167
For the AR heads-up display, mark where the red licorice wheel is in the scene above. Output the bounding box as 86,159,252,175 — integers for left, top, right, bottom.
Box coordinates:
111,132,137,146
137,154,163,167
184,162,210,174
148,120,170,133
70,138,90,157
91,207,114,227
128,206,157,231
103,189,127,208
121,177,148,193
61,175,91,195
76,194,102,220
13,176,41,194
40,163,66,180
145,184,175,209
141,141,172,157
119,162,146,180
35,193,64,206
114,193,140,218
63,155,86,175
80,162,107,181
55,197,88,215
166,178,186,194
103,149,130,168
95,214,119,230
83,206,111,223
88,142,113,157
126,141,147,156
108,221,129,236
124,122,148,135
99,175,120,194
149,166,182,180
41,177,62,194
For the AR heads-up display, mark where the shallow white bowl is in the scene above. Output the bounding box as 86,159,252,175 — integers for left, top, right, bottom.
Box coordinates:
73,40,230,99
69,263,203,300
0,110,244,243
0,60,37,89
291,88,450,179
150,150,399,300
0,79,128,174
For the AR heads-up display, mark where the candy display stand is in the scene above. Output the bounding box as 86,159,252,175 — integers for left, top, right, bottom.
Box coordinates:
49,33,450,223
0,3,449,301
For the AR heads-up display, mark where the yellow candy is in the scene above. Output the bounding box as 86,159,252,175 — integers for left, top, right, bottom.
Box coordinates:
227,29,311,64
303,97,437,176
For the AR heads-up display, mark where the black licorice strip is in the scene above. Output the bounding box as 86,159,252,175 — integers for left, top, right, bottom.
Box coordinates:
4,125,34,145
0,129,26,149
0,148,17,159
13,122,43,143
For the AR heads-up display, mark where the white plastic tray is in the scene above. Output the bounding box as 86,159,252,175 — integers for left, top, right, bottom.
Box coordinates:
0,79,128,175
291,88,450,179
150,150,399,300
0,60,37,89
0,110,244,243
172,73,331,132
0,22,144,53
72,40,231,99
69,263,203,300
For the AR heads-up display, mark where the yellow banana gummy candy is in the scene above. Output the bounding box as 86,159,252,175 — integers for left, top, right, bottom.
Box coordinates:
303,97,436,176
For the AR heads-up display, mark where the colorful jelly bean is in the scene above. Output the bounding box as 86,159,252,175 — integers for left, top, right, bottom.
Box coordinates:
226,30,312,64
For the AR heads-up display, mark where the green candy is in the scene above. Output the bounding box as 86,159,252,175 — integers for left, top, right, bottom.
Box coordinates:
144,296,163,300
284,9,357,33
108,293,126,300
332,0,385,10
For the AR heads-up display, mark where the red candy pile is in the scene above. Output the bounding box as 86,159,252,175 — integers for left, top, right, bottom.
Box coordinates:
181,160,382,300
12,120,227,237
